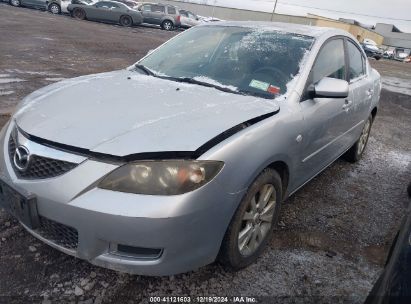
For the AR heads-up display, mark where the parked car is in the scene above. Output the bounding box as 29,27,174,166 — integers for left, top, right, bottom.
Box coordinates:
67,0,143,27
394,48,411,61
8,0,46,10
0,22,381,276
8,0,65,14
383,47,395,59
179,9,200,28
361,43,383,60
45,0,72,14
135,2,181,30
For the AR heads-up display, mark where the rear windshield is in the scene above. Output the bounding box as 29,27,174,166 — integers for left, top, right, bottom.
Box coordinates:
138,26,314,99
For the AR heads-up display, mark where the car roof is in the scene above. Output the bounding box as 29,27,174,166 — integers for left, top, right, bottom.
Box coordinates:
198,21,350,39
138,2,178,7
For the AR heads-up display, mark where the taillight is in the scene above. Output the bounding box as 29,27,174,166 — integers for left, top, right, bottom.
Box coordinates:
177,15,181,22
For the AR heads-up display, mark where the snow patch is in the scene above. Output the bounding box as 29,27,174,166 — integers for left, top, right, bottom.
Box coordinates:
381,76,411,96
0,90,14,96
4,69,61,76
45,78,67,82
0,78,25,84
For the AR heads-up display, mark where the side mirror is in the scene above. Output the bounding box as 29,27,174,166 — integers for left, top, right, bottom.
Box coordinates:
312,77,349,98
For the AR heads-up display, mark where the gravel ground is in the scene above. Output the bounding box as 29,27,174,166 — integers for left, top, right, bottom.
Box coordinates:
0,4,410,304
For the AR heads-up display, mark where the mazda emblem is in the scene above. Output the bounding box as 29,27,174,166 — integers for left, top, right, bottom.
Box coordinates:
13,145,31,172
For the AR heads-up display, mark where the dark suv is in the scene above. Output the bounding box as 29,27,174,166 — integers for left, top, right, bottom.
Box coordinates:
136,2,181,30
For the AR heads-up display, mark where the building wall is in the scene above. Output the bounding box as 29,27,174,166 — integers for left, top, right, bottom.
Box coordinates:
374,24,411,48
310,15,384,44
156,0,316,24
156,0,383,43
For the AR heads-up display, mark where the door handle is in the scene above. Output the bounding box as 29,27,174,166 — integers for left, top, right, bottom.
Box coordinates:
342,99,353,110
366,89,374,97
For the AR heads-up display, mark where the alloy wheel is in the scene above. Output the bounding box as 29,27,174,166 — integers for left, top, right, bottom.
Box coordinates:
10,0,20,6
358,119,371,154
238,184,276,257
49,4,60,14
163,21,172,30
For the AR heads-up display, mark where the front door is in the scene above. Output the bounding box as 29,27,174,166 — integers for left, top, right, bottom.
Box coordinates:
296,38,352,185
345,40,374,144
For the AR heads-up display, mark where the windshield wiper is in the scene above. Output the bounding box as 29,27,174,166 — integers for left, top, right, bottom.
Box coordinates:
162,76,246,96
134,64,156,76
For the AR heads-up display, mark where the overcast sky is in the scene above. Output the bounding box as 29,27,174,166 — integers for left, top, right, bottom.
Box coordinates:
183,0,411,32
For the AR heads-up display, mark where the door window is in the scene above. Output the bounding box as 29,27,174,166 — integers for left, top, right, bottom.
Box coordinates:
312,39,346,84
347,41,366,81
151,5,165,13
96,1,118,8
142,4,151,12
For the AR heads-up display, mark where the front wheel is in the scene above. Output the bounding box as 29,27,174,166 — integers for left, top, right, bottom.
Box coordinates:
161,20,173,31
72,8,86,20
49,3,61,14
9,0,21,7
120,15,133,27
343,114,373,162
218,169,283,270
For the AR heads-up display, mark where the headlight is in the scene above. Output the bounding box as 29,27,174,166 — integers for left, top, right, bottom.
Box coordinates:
98,160,224,195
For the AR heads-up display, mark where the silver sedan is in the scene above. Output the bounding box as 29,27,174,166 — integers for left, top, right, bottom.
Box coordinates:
68,0,143,27
0,22,381,276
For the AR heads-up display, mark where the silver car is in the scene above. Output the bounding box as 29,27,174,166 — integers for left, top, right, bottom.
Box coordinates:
136,2,181,30
179,9,200,29
0,22,381,276
68,0,143,27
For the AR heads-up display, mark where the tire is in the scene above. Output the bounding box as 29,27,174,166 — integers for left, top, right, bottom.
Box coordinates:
48,3,61,15
72,8,86,20
120,15,133,27
9,0,21,7
343,114,373,163
218,168,283,270
161,20,173,31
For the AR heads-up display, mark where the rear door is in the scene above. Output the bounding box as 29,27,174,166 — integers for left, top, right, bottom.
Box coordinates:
139,4,152,23
150,4,165,25
297,38,352,185
87,2,109,20
345,39,374,144
105,2,122,23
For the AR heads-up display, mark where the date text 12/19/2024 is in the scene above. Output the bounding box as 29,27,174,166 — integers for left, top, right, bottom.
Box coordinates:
149,296,258,303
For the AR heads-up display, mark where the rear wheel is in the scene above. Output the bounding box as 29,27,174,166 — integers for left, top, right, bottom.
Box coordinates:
9,0,21,7
49,3,61,14
343,114,373,162
120,15,133,27
161,20,173,31
218,169,282,270
72,8,86,20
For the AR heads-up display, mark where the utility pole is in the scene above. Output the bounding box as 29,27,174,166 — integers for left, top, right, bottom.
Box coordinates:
270,0,278,22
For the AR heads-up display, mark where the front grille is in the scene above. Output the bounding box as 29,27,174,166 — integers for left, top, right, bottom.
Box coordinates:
8,135,78,179
35,216,78,250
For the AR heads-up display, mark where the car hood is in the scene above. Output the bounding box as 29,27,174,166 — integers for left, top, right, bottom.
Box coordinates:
14,70,279,157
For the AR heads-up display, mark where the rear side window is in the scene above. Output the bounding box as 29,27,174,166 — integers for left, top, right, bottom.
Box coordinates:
312,39,346,84
142,4,151,11
347,41,366,81
151,5,165,13
167,6,176,14
97,2,118,8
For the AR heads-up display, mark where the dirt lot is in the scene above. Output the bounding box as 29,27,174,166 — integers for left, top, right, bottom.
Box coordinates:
0,4,410,304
